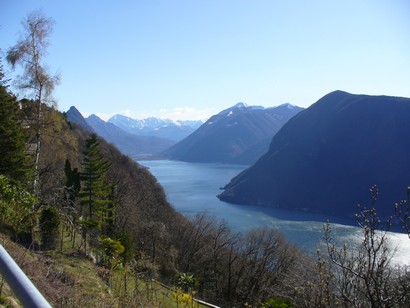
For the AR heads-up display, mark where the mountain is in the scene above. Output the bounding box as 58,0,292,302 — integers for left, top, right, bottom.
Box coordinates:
66,107,175,159
160,102,303,164
108,114,203,142
218,90,410,222
65,106,94,132
86,115,175,159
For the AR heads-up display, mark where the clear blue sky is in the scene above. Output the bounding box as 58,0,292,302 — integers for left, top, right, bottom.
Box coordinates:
1,0,410,120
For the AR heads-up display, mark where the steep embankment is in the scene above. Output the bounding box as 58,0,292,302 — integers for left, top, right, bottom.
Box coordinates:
218,91,410,221
1,105,189,305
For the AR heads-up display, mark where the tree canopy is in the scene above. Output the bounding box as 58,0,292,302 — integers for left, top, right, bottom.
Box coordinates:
0,58,32,185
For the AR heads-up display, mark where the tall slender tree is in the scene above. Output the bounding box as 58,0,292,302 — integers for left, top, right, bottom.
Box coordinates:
79,134,113,254
6,10,60,195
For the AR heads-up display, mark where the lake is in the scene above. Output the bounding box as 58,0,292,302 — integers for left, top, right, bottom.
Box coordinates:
139,160,410,265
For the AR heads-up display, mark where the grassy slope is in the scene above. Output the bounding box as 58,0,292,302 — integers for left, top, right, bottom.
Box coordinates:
0,231,116,307
0,230,208,308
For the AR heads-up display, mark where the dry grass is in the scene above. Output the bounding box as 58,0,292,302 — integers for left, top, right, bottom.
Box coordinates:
0,230,116,307
0,229,211,308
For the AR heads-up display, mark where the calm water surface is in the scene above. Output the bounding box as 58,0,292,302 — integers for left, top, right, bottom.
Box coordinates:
139,160,410,264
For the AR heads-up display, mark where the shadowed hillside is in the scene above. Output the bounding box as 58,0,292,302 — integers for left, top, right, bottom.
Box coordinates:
219,91,410,222
161,102,303,164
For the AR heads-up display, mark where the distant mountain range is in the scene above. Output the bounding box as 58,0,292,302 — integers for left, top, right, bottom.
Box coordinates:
160,102,304,164
66,107,175,159
108,115,203,142
218,91,410,223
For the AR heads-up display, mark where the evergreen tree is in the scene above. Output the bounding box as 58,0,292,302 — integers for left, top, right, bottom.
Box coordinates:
64,159,81,206
79,134,113,253
0,57,32,185
80,134,112,221
39,206,60,250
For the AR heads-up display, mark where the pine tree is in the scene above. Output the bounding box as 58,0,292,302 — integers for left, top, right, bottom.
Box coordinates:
79,134,113,254
0,58,32,185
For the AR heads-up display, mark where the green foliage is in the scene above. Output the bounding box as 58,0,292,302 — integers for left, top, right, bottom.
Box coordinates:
0,72,33,185
98,236,124,268
79,134,114,255
99,236,124,256
116,230,135,263
175,273,199,293
260,298,293,308
39,206,60,249
79,218,101,230
0,175,35,241
80,134,112,223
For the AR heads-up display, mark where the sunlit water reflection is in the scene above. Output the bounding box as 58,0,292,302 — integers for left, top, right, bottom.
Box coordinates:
139,160,410,265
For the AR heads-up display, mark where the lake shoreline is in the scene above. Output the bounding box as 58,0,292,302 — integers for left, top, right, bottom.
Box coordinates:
139,159,410,264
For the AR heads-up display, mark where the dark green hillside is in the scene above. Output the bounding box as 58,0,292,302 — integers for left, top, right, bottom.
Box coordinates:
0,96,186,305
219,90,410,222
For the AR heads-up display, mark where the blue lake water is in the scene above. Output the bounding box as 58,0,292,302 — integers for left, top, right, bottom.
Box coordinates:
139,160,410,265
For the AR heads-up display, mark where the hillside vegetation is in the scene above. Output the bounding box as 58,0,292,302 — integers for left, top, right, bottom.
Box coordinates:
1,12,409,307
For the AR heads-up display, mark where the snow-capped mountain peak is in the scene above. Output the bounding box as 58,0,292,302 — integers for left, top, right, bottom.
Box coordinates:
107,114,204,142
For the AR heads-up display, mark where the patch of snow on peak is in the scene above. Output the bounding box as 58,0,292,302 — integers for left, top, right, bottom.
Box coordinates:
282,103,296,109
233,102,247,108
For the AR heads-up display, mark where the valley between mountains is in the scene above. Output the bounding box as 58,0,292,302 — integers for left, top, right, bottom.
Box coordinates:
68,90,410,225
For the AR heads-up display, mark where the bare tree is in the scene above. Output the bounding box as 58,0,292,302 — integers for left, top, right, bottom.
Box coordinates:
7,10,60,195
395,187,410,237
318,186,410,307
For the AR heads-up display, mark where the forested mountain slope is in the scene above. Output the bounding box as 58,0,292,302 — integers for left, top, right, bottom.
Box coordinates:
0,95,183,305
219,91,410,222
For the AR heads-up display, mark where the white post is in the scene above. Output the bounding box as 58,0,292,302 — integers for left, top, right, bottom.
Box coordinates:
0,245,52,307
